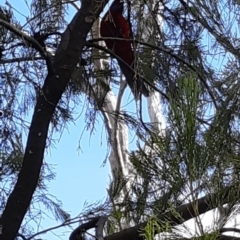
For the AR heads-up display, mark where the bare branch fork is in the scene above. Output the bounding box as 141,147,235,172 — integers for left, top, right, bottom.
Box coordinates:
0,19,54,74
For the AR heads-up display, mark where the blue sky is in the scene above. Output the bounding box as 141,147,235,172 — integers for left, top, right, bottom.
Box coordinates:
2,0,237,239
38,114,111,239
0,0,152,238
0,0,112,239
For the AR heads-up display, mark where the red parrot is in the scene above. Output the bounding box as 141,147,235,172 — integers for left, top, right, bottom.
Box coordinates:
100,0,149,99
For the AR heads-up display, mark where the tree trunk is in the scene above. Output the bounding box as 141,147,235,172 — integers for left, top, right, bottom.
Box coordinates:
0,1,108,239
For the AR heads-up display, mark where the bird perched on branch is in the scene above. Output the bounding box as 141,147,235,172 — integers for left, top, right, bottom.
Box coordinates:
100,0,149,99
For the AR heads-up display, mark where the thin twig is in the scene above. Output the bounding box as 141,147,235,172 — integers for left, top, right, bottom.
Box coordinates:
27,219,80,240
88,37,218,108
86,41,169,101
0,19,54,74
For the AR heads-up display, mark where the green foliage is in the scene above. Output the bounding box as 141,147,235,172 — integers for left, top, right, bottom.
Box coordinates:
2,0,240,239
140,217,162,240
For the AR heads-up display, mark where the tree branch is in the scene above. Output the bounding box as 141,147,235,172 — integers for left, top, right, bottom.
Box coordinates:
103,184,239,240
95,216,108,240
0,56,45,64
88,37,218,108
27,218,81,240
69,217,102,240
220,228,240,234
0,0,108,239
86,42,169,101
0,19,54,74
69,185,240,240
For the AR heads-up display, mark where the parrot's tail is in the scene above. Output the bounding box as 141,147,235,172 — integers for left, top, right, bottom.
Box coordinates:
131,75,150,99
137,77,149,98
118,60,150,99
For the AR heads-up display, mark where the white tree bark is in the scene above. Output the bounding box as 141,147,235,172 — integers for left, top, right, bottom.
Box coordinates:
90,9,166,228
92,6,166,176
91,19,134,229
91,19,131,179
145,1,165,137
147,90,166,136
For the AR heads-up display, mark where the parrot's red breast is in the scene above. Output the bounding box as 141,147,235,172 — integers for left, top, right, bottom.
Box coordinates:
100,0,149,99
